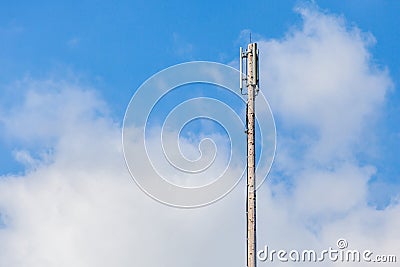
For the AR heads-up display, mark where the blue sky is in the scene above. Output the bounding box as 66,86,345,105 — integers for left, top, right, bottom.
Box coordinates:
1,0,399,191
1,1,398,109
1,0,399,178
0,1,399,266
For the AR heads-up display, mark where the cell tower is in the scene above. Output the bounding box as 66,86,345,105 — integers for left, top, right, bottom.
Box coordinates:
240,42,259,267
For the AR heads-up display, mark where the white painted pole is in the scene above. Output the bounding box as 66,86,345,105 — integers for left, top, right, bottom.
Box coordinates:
246,42,257,267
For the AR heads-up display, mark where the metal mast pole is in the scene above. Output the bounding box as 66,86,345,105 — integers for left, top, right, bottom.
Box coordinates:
241,42,259,267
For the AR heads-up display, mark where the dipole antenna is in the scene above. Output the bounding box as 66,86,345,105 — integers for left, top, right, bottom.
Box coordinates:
240,42,259,267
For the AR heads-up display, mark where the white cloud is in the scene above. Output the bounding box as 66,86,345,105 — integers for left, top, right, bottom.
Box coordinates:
0,78,248,267
259,6,392,163
0,5,398,267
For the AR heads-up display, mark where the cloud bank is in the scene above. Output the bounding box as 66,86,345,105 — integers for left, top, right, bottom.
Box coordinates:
0,6,398,267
